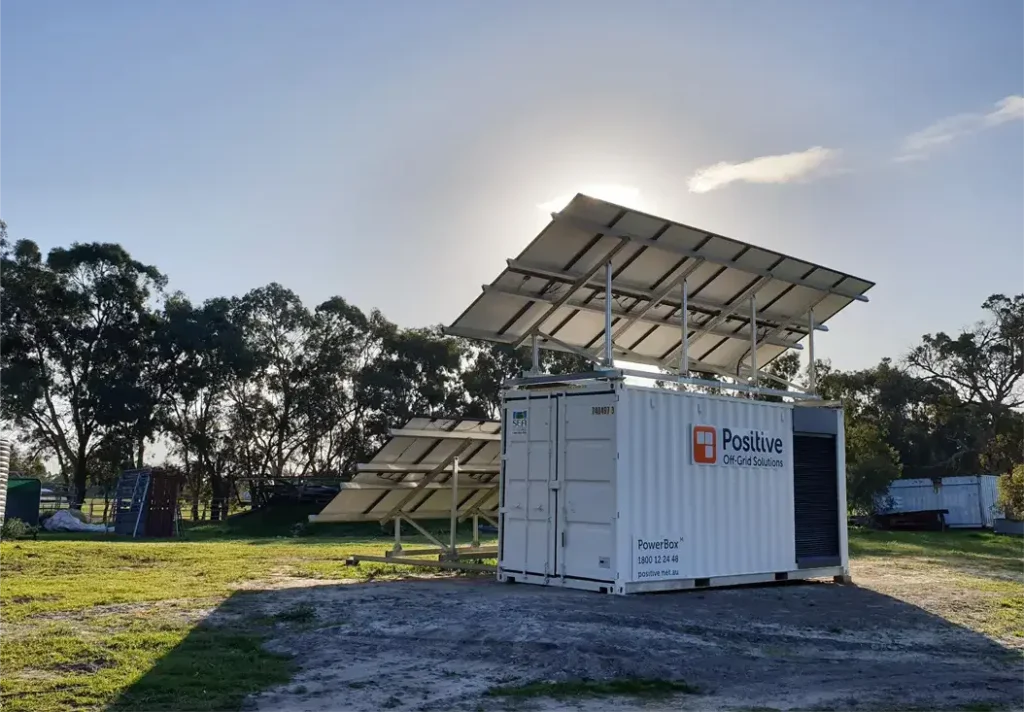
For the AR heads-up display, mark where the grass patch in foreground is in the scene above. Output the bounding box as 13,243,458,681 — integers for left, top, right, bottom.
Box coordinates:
0,526,492,712
487,677,700,700
0,618,293,712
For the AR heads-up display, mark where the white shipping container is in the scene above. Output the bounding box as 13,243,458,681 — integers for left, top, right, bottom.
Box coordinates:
497,378,849,595
882,476,1002,528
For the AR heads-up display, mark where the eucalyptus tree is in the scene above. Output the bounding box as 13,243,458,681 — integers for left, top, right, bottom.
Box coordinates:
1,227,166,505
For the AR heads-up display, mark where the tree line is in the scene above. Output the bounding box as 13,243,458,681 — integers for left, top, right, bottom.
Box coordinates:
0,224,590,517
2,223,1021,516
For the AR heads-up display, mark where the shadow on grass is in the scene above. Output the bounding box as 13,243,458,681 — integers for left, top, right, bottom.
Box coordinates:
107,573,1024,712
107,623,294,712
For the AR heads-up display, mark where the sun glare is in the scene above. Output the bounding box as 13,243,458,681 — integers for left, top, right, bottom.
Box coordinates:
536,184,649,214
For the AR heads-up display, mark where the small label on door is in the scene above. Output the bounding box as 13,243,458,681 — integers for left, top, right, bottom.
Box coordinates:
592,405,615,416
598,556,610,569
510,410,528,435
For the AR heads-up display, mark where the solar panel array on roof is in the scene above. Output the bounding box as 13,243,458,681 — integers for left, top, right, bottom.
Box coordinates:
446,194,874,378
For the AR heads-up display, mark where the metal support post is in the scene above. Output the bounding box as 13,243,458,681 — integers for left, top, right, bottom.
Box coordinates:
531,333,540,373
750,296,758,391
603,262,614,367
472,514,479,548
393,517,402,553
808,310,816,394
449,457,459,556
679,280,689,381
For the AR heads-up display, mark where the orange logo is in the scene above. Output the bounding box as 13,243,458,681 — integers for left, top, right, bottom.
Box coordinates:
693,426,717,464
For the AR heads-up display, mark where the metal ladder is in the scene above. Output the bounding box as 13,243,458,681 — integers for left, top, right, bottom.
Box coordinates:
113,469,151,537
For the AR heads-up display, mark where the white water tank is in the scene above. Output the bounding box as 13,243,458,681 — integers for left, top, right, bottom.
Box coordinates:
0,439,13,525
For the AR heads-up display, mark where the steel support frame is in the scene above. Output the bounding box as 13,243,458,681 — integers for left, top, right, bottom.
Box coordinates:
531,328,807,393
750,294,758,390
735,291,832,377
808,310,817,394
680,279,689,380
609,258,704,344
377,440,473,524
449,458,459,554
380,462,499,561
662,275,773,367
483,282,802,350
502,261,827,335
616,367,820,400
511,238,630,348
361,467,497,570
388,427,500,442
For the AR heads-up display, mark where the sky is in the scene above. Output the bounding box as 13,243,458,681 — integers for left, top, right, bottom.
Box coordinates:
2,0,1022,373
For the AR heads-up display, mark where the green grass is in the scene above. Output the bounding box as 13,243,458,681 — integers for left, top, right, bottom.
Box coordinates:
0,509,495,712
0,618,294,712
2,510,1020,712
849,528,1023,575
849,527,1023,643
486,677,700,700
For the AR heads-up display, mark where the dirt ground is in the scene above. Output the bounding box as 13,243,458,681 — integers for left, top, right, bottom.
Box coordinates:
234,567,1024,712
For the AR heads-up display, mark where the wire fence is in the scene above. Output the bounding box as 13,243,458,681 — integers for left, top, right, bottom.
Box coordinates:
40,491,244,525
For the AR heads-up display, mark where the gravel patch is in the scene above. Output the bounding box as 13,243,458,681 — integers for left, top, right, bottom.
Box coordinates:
244,575,1023,712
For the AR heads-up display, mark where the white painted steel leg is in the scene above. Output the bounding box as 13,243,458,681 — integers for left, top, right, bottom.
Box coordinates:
808,310,817,394
679,280,689,381
603,262,614,367
750,296,758,390
393,517,402,553
404,516,448,550
449,457,459,556
531,333,540,373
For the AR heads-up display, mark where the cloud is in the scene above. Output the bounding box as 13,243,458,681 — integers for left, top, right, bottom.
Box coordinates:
897,94,1024,162
983,94,1024,126
686,146,840,193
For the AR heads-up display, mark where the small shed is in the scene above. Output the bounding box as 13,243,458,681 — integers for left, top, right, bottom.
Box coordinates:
113,468,183,537
880,476,1002,529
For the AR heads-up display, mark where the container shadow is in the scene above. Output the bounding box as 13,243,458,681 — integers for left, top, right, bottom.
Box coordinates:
110,575,1024,712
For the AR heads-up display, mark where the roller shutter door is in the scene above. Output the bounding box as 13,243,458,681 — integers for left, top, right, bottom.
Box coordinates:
793,434,840,567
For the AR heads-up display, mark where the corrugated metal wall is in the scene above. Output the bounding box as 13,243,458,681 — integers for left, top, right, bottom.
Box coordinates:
617,387,797,581
793,435,840,565
0,439,13,525
884,476,1002,528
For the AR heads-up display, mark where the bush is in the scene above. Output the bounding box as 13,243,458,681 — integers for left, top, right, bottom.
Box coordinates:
997,465,1024,521
1,517,30,539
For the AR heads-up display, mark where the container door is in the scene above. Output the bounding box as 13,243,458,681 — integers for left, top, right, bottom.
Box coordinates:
500,396,558,577
557,393,617,582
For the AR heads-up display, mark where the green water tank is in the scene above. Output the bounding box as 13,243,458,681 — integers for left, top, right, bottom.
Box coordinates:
4,478,42,526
